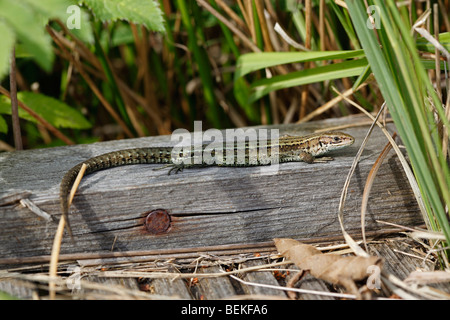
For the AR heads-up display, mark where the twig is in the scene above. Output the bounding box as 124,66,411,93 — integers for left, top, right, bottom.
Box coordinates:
20,199,54,222
9,47,22,150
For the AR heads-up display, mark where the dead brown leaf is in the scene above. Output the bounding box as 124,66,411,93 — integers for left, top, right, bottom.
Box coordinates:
274,238,383,299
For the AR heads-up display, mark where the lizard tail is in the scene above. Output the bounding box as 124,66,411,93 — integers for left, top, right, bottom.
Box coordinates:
59,163,83,242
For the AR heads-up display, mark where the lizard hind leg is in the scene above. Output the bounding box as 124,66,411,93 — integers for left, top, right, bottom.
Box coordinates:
298,152,334,163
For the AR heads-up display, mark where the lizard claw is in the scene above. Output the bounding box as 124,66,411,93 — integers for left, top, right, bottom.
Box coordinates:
168,163,185,175
153,163,185,175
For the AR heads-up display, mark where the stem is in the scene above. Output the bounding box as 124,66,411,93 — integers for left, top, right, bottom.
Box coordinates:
9,47,22,150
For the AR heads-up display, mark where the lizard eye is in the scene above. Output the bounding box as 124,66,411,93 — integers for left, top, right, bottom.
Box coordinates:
333,136,341,142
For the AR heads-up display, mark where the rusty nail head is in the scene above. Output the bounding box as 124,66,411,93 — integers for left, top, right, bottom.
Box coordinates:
145,209,171,234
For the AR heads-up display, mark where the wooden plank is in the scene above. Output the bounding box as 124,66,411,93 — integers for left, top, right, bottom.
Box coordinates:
148,268,193,299
0,279,37,299
240,259,287,297
284,266,336,300
195,265,237,299
0,116,424,262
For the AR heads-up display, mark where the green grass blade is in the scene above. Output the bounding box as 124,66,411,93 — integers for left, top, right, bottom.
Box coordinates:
346,0,450,246
248,58,367,102
177,0,222,128
235,50,365,80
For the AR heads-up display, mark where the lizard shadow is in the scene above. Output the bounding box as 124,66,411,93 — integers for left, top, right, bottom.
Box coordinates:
71,174,132,252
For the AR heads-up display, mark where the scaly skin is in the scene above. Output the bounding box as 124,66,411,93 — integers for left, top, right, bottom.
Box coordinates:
59,131,354,240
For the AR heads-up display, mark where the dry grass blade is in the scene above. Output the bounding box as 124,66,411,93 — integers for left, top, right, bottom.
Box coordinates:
336,104,386,258
438,0,450,31
97,261,289,279
381,270,449,299
297,81,369,123
49,164,87,300
361,133,396,251
215,0,248,32
274,23,309,51
197,0,260,52
333,87,431,230
54,20,168,135
433,4,442,100
46,26,134,138
226,271,356,299
254,0,273,52
405,270,450,285
410,230,447,241
299,0,312,120
0,140,14,151
414,27,450,61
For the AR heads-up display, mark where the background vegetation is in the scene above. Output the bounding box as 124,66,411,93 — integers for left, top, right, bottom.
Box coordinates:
0,0,409,148
0,0,449,257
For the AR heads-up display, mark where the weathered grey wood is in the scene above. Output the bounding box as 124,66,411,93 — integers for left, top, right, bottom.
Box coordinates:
195,265,237,299
284,266,336,300
149,277,192,299
0,116,424,261
81,275,140,299
241,259,287,297
0,279,37,299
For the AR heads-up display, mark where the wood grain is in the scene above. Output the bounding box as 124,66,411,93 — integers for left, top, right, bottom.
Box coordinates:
0,116,423,262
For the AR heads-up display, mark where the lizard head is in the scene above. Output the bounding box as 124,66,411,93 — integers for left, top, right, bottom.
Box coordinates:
318,132,355,152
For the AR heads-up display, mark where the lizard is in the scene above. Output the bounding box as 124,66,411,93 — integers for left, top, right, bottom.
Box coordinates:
59,131,354,240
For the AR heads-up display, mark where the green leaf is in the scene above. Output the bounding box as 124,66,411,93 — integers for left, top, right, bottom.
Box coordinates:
0,21,15,81
0,115,7,134
21,0,74,18
0,0,55,72
0,92,91,130
346,0,450,248
82,0,165,32
235,50,365,80
62,2,95,44
249,58,368,102
233,77,259,123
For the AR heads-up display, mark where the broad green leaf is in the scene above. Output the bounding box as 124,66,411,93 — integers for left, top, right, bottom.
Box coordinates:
21,0,74,18
0,0,54,72
0,115,7,134
0,92,91,130
82,0,165,32
0,21,15,81
249,58,368,102
235,50,365,80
